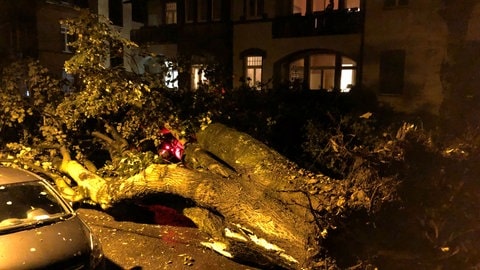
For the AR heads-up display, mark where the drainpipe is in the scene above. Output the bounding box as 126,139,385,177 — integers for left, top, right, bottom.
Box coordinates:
358,0,366,91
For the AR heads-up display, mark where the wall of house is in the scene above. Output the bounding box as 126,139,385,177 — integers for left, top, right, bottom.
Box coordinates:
36,2,79,76
0,0,38,64
232,21,361,88
362,0,447,114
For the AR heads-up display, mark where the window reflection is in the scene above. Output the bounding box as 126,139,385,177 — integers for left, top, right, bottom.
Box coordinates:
0,181,70,228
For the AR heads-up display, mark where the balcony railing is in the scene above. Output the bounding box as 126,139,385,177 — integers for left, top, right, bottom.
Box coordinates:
272,9,362,38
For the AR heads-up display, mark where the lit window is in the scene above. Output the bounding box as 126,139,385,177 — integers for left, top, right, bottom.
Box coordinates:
344,0,360,10
166,2,177,24
292,0,306,14
309,54,335,91
165,61,178,88
246,56,263,89
191,65,208,90
294,0,340,14
313,0,337,12
60,25,73,53
340,57,356,92
288,53,356,92
246,0,263,18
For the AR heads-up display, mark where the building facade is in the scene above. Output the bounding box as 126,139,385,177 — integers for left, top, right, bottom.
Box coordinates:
0,0,144,77
130,0,465,114
4,0,480,115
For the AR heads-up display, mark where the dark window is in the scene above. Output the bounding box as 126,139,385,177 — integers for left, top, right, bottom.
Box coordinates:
379,50,405,95
110,44,124,68
73,0,89,8
185,0,223,23
198,0,208,21
212,0,222,21
131,0,147,23
109,0,123,26
246,0,264,18
185,0,195,22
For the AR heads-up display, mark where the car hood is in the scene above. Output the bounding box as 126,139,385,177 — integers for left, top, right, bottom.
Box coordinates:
0,214,92,269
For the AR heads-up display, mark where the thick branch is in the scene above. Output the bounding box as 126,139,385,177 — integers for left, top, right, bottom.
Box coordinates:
89,163,316,268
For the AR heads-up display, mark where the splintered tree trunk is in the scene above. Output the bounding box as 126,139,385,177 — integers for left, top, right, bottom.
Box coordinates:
59,123,333,269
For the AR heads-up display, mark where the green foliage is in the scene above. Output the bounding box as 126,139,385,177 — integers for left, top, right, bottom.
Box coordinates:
61,9,138,75
0,9,227,179
98,150,163,179
0,59,65,143
56,10,217,148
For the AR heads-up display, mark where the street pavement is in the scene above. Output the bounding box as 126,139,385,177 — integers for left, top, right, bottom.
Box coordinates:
78,208,260,270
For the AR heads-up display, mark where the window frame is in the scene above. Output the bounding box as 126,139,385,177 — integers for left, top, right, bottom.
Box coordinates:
246,0,264,19
379,49,405,95
292,0,360,14
288,52,357,92
109,0,123,26
60,25,73,53
165,2,177,24
191,64,209,90
197,0,209,22
211,0,222,21
245,56,263,89
185,0,195,23
164,60,179,89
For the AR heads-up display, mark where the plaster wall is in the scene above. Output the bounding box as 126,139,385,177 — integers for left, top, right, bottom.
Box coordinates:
362,0,447,114
36,3,79,76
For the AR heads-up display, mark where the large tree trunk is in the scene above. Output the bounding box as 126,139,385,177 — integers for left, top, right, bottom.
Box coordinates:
57,123,371,269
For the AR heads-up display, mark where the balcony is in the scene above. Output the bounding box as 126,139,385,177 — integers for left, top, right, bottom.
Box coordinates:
272,9,362,38
130,24,179,44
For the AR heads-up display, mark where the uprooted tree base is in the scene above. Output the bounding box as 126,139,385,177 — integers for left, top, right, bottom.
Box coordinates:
11,123,397,269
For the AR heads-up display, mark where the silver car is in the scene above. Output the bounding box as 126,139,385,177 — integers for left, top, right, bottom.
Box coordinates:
0,166,104,269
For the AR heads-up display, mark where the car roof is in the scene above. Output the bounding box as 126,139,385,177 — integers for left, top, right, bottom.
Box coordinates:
0,166,42,185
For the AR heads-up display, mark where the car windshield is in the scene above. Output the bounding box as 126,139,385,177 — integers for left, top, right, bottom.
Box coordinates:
0,181,72,232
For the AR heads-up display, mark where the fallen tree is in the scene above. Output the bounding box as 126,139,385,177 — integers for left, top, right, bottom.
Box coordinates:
23,122,394,270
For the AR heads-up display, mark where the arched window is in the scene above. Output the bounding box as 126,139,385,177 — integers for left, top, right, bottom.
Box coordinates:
288,52,356,92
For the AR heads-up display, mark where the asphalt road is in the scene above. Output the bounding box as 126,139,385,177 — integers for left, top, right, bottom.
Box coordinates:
77,208,260,270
